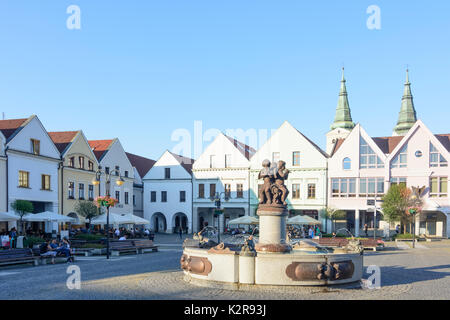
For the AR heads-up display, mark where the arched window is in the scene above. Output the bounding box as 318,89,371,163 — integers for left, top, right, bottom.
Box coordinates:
343,157,351,170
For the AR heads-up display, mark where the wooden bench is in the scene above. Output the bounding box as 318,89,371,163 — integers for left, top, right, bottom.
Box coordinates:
0,248,38,266
109,240,139,256
360,239,385,251
31,248,75,264
313,238,349,247
132,239,158,253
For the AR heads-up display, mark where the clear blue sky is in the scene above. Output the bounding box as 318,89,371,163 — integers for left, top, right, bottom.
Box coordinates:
1,1,449,160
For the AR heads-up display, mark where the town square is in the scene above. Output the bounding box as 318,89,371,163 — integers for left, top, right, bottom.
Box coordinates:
0,0,450,306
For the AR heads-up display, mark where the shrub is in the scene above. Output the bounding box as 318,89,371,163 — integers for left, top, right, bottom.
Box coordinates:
72,233,104,241
24,236,45,248
394,233,414,239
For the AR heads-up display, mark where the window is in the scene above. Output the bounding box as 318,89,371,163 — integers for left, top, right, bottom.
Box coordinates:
150,191,156,202
292,184,300,199
115,191,120,203
41,175,51,190
359,178,384,197
307,184,316,199
68,182,75,199
225,154,232,168
292,152,300,166
272,152,280,164
209,155,216,168
165,168,171,179
331,178,356,197
88,185,94,200
343,157,351,170
224,184,231,198
198,184,205,198
161,191,167,202
88,161,94,171
180,191,186,202
391,145,408,168
19,171,30,188
79,156,85,169
69,157,75,168
390,177,407,187
31,139,40,155
360,137,384,169
430,143,448,167
430,177,448,198
79,183,85,199
237,184,243,198
105,167,110,174
209,184,216,199
124,171,129,178
115,166,120,176
125,192,129,204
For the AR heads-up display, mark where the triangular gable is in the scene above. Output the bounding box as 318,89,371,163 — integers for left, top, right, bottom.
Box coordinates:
143,150,192,179
89,139,116,162
252,121,328,163
192,132,251,170
386,119,450,162
329,124,359,159
358,125,387,161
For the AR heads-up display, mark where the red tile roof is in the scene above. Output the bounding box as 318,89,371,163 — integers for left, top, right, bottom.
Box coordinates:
88,139,115,161
48,131,79,154
435,134,450,152
125,152,156,178
372,136,404,154
169,151,195,174
330,138,346,156
225,135,256,160
0,118,29,140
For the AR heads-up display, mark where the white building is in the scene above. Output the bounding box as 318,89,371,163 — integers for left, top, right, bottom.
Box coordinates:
143,150,193,233
89,139,135,215
192,133,256,233
250,121,329,229
0,130,7,232
0,115,60,232
126,152,155,218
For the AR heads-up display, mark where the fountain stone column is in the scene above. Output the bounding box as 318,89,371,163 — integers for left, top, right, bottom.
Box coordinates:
255,204,291,253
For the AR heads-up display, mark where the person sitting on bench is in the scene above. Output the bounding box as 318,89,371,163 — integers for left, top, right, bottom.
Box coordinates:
56,238,74,262
39,239,57,264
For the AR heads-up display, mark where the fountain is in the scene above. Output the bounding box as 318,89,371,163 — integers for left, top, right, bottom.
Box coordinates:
181,159,364,287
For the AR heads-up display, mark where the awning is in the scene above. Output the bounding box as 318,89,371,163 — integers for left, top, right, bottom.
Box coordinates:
0,212,20,222
91,213,134,225
23,211,76,223
287,215,321,225
228,216,259,225
120,214,150,225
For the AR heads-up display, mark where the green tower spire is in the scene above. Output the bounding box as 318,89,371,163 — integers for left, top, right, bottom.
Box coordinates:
394,69,417,135
330,68,355,131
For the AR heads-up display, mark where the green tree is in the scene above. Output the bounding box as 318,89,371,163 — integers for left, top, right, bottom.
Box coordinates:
11,200,34,235
323,207,346,233
381,184,411,234
74,200,100,231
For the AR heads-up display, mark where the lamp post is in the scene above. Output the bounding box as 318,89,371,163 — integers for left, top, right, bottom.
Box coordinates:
211,192,230,244
92,167,125,259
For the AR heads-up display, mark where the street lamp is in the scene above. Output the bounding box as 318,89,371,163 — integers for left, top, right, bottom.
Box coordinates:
92,167,125,259
211,191,230,244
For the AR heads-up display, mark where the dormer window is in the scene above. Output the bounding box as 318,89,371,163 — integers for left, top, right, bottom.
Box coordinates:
79,156,85,169
88,161,94,171
391,145,408,168
360,137,384,169
31,139,40,155
68,157,75,168
165,168,171,179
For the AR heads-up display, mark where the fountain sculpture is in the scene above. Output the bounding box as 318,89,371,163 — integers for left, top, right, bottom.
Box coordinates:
181,159,364,287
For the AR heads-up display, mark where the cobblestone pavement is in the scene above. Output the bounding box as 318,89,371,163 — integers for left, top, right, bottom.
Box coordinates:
1,239,450,300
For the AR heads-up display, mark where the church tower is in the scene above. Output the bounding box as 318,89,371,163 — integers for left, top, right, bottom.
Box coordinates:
326,68,356,155
393,69,417,136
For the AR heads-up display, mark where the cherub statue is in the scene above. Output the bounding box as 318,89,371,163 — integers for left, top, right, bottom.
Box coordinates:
273,160,289,205
258,159,274,204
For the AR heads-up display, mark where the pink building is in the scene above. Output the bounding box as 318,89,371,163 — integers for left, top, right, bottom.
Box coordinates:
327,70,449,238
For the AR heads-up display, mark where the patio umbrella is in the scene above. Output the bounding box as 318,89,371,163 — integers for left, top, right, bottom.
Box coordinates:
287,215,321,225
23,211,76,223
90,213,134,225
228,216,259,225
0,212,19,222
121,214,150,225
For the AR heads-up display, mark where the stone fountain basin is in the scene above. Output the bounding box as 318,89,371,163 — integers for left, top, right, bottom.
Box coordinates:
181,246,363,287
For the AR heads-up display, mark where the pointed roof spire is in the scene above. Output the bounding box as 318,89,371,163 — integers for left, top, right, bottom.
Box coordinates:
330,67,355,131
394,68,417,135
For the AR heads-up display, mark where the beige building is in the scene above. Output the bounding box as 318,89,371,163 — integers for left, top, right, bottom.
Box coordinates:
49,130,100,224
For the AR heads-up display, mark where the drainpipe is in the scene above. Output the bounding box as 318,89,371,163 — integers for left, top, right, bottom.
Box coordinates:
191,174,194,234
60,158,64,215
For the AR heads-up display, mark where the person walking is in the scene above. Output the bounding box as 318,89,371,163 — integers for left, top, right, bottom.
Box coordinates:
364,223,369,237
